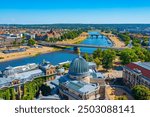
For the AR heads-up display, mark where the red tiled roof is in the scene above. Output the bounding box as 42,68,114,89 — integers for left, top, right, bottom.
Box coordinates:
126,63,150,78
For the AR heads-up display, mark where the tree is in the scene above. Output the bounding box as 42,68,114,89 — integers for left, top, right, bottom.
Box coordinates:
83,53,89,61
83,53,93,62
45,38,50,42
0,90,4,99
60,30,83,41
28,38,36,46
13,40,17,46
40,84,51,96
120,49,138,65
62,63,70,70
4,89,11,100
0,76,53,100
115,95,128,100
125,37,130,46
132,38,141,46
144,50,150,62
22,84,28,100
94,57,101,68
10,88,16,100
132,85,150,100
102,49,116,70
22,77,44,100
118,33,131,45
141,37,149,46
132,46,146,61
21,39,25,44
88,55,94,62
93,48,103,59
120,47,150,64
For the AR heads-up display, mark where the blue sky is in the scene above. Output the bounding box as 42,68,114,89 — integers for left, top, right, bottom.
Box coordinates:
0,0,150,24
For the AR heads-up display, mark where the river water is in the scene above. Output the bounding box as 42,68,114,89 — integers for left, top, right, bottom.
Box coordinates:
0,33,112,70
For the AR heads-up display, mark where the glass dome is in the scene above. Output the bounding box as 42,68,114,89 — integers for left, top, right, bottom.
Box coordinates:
68,56,90,78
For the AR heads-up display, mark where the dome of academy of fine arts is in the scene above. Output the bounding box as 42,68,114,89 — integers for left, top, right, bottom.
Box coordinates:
68,56,90,79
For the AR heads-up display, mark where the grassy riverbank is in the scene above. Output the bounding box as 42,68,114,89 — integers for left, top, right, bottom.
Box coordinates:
101,32,125,47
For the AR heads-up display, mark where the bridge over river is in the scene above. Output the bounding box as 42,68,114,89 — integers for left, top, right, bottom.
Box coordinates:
89,32,100,38
39,41,129,50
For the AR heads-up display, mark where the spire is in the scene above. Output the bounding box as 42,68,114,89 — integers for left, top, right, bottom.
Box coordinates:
39,90,43,98
77,47,81,56
50,28,53,32
42,59,46,64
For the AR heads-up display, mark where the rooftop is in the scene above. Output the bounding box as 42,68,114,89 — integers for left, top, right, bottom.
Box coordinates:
64,80,99,94
4,63,38,73
68,56,90,78
125,62,150,78
0,69,43,85
134,62,150,70
40,60,53,70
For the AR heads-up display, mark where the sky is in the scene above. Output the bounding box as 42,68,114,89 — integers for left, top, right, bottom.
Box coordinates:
0,0,150,24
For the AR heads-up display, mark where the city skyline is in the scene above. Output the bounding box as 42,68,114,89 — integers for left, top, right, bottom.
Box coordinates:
0,0,150,24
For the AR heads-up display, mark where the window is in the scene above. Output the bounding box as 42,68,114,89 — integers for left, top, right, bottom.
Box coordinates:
78,94,82,98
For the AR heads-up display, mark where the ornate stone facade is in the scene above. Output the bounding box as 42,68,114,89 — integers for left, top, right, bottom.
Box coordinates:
58,56,106,100
123,62,150,88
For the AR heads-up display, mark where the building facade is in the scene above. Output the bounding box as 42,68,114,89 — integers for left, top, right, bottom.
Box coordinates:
0,61,56,89
39,60,56,80
0,34,22,47
123,62,150,88
51,56,106,100
59,81,100,100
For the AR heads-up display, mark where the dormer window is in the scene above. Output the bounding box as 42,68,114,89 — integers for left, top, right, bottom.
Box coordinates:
134,68,142,75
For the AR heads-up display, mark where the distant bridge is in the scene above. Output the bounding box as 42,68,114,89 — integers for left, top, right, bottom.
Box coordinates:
88,32,101,39
39,41,128,50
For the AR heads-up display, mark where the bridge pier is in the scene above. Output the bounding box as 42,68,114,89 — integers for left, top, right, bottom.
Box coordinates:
96,35,99,39
73,46,78,52
90,35,93,39
90,34,99,39
73,47,81,54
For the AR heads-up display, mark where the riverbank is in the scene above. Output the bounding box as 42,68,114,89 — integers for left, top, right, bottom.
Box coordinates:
101,32,125,47
0,46,59,62
56,32,88,44
0,32,88,63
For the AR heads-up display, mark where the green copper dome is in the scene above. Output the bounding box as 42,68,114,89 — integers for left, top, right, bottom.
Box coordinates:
68,56,90,78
